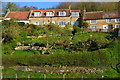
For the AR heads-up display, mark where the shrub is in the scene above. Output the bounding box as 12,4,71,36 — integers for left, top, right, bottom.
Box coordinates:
2,50,111,67
18,22,25,26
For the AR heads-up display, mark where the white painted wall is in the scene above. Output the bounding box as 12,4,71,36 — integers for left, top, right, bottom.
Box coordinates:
0,20,2,22
4,18,11,20
17,20,29,24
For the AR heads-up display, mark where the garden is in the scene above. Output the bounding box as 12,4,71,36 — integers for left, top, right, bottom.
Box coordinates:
1,19,120,79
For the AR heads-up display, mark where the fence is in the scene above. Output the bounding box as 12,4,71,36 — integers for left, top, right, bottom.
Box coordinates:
0,73,86,79
0,73,107,79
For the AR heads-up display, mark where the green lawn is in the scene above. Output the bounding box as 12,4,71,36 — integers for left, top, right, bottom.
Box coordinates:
2,68,120,79
13,50,40,55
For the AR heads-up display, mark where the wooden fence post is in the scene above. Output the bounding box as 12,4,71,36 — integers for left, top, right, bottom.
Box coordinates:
44,74,46,80
28,74,30,80
81,76,83,80
0,73,2,80
63,74,66,80
15,73,17,80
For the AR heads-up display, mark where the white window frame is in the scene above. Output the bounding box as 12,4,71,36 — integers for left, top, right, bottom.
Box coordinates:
34,22,40,25
90,25,97,29
115,24,120,28
90,20,97,24
71,12,79,16
46,11,54,16
59,21,66,26
59,11,66,16
115,18,120,22
106,19,112,23
71,21,79,25
34,12,42,17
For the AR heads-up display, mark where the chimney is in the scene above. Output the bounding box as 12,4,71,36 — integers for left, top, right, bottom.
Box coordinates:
30,6,34,10
7,9,10,12
82,8,86,20
83,8,86,17
83,8,86,14
69,5,71,10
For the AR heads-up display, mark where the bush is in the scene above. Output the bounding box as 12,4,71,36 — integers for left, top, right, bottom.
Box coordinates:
2,50,111,67
18,22,25,26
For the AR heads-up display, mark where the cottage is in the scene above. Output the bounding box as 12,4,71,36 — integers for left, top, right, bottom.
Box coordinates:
29,9,81,27
0,17,4,22
4,10,30,24
84,10,120,32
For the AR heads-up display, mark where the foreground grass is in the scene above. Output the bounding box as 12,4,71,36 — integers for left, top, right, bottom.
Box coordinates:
2,67,120,79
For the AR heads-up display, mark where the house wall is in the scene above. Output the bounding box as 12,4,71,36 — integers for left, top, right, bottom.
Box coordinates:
29,17,80,27
17,20,29,24
85,18,120,29
0,20,2,22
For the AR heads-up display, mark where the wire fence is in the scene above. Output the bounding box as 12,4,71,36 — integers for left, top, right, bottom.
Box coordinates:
0,73,86,79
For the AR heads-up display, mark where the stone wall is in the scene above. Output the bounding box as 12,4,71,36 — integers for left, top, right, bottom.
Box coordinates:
10,66,104,74
15,46,46,50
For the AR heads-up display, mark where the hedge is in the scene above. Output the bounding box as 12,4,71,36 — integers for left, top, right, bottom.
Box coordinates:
2,49,111,68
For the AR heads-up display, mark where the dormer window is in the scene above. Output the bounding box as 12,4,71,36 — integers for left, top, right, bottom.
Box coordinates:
59,11,66,16
71,12,79,16
115,18,120,22
34,12,42,17
106,19,112,23
46,11,54,16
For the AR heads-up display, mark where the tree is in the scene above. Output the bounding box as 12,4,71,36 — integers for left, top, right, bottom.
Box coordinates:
55,2,119,12
3,2,20,13
2,18,21,42
20,6,38,11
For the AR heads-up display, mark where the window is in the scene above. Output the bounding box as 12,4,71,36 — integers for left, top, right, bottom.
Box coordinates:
59,22,66,26
34,22,40,25
71,21,79,25
90,20,97,24
103,25,108,29
115,18,120,22
59,11,66,16
46,11,54,16
115,24,120,28
34,12,42,17
106,19,112,23
90,25,97,29
71,12,79,16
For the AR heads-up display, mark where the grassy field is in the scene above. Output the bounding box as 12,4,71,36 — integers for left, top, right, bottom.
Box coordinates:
2,67,120,79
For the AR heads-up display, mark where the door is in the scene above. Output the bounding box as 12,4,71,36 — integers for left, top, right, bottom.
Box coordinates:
108,25,113,29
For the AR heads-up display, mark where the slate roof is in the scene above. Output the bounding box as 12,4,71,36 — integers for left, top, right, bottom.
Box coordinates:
84,10,120,20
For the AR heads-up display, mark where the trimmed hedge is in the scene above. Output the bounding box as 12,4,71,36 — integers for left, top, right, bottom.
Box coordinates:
2,49,110,68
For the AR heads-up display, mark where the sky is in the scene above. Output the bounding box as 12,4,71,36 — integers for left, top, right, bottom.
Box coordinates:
2,2,60,9
13,2,60,9
2,0,120,2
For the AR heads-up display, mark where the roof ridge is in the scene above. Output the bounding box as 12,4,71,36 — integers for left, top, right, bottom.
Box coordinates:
10,11,30,12
86,11,103,13
33,9,69,11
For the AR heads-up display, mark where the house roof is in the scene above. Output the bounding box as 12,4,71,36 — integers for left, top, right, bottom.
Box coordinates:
84,10,120,20
0,17,4,20
84,11,104,20
71,10,81,12
30,9,81,17
103,10,120,19
6,11,30,20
